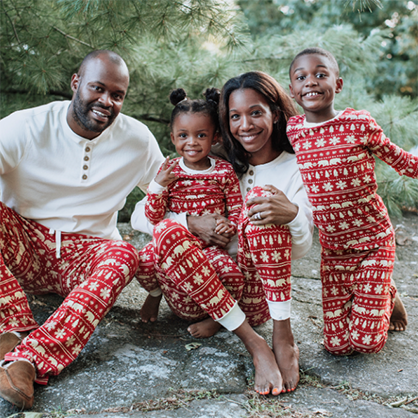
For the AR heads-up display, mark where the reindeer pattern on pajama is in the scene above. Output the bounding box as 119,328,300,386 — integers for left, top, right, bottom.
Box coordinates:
137,157,245,321
287,108,418,354
0,203,139,383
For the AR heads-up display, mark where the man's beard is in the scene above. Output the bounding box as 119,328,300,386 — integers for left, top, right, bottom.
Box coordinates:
72,90,115,134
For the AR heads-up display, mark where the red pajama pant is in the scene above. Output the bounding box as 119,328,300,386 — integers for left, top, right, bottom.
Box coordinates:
0,203,139,384
136,187,293,326
136,219,244,321
321,243,396,355
237,187,293,326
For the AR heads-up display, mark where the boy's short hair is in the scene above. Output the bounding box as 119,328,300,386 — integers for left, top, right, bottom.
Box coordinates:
289,47,340,76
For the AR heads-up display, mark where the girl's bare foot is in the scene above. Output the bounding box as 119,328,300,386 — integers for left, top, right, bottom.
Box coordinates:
389,292,408,331
140,294,162,323
272,319,299,393
187,317,222,338
234,320,283,395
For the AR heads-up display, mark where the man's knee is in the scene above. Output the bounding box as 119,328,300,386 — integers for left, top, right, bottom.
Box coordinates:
98,240,140,280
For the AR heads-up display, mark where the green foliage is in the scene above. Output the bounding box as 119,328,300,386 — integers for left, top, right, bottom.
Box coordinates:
237,0,418,98
1,0,417,217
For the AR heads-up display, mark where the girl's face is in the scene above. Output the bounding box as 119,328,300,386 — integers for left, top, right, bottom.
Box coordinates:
171,112,218,171
228,88,279,166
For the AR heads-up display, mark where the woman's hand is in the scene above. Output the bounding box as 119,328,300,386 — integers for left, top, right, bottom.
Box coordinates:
187,214,232,247
246,185,298,226
154,157,179,187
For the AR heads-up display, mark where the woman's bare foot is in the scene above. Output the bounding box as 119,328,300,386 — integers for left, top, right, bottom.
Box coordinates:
187,317,222,338
234,320,283,395
272,319,299,393
389,292,408,331
140,294,162,323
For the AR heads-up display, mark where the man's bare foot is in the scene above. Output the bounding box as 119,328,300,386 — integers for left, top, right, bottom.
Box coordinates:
389,291,408,331
140,294,162,323
272,319,299,393
187,318,222,338
234,320,283,395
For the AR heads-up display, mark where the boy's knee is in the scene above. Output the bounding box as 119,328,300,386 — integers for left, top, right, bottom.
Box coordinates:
349,333,386,354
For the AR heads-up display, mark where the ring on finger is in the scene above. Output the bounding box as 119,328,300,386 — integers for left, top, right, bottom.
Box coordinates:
254,212,262,220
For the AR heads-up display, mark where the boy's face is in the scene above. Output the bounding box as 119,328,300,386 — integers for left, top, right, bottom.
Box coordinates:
289,54,343,123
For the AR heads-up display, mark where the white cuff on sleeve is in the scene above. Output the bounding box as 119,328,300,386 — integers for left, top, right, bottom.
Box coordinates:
285,203,313,260
148,179,167,194
216,301,246,331
267,299,291,321
149,288,163,297
167,212,188,230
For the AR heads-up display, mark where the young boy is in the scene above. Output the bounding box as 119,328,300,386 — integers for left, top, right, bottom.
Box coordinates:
286,47,417,355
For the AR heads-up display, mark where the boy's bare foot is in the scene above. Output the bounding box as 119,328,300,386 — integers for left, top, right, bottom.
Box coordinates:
187,318,222,338
389,292,408,331
234,320,283,395
140,294,162,323
272,319,299,393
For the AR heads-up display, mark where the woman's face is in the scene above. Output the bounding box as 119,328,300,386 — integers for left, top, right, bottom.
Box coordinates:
228,88,278,166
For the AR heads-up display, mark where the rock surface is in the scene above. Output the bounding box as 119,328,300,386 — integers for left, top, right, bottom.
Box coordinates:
2,213,417,418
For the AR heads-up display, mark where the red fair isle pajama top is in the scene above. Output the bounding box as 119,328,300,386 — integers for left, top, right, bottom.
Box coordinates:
137,157,245,324
287,108,418,354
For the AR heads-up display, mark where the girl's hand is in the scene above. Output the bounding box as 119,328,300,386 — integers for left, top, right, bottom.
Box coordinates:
154,157,179,187
215,218,235,236
246,185,298,226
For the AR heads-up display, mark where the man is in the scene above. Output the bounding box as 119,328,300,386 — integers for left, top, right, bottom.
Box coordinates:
0,50,164,409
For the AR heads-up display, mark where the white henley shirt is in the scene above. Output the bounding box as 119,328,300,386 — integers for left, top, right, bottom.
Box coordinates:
0,101,164,240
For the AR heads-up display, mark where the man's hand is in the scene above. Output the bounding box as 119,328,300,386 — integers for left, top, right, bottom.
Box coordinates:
154,157,178,187
246,185,298,226
187,213,232,247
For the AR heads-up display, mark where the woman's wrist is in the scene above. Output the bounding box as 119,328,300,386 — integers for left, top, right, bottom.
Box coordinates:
286,203,299,224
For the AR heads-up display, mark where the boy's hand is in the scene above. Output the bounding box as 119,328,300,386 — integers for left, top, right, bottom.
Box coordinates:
154,157,179,187
215,218,236,236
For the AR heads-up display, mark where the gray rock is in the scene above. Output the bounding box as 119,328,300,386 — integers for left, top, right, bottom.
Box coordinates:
2,214,418,417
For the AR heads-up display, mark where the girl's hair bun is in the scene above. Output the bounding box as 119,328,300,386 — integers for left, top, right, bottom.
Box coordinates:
170,88,187,106
203,88,220,106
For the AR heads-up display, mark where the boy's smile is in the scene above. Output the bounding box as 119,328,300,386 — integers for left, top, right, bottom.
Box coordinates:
289,54,343,123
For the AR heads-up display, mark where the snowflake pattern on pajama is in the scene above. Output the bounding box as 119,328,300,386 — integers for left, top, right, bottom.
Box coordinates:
237,187,292,327
287,108,418,354
137,157,245,321
0,202,139,383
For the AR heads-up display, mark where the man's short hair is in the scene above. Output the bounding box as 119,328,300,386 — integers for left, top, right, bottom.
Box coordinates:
78,50,126,76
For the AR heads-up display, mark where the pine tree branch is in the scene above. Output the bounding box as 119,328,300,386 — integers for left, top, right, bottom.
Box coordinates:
383,106,418,126
1,0,21,45
51,25,94,49
3,88,72,99
172,1,240,46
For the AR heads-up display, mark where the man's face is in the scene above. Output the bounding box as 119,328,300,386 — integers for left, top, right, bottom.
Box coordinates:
69,56,129,139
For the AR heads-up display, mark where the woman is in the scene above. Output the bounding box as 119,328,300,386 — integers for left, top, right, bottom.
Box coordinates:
132,72,312,394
